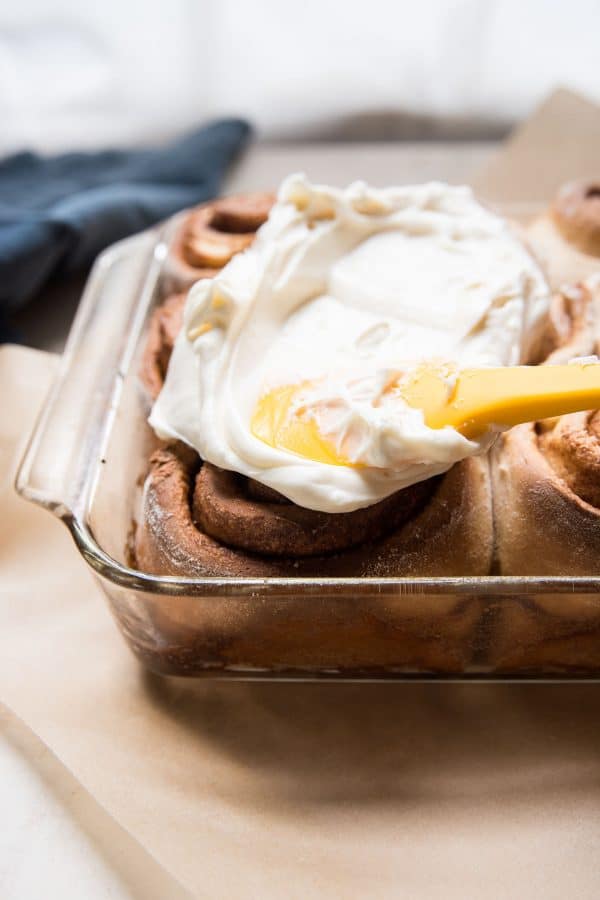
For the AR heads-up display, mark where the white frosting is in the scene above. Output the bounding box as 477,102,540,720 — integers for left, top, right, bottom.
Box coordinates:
150,175,551,513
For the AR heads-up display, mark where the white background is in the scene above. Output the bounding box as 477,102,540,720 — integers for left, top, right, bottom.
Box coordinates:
0,0,599,153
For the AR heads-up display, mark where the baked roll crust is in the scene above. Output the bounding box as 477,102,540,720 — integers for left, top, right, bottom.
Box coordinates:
135,442,494,577
162,192,274,293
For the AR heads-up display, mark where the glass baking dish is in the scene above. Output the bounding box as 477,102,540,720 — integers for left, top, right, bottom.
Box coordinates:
16,213,600,681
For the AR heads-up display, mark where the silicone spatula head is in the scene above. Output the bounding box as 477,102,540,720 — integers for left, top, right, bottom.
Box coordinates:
251,363,600,467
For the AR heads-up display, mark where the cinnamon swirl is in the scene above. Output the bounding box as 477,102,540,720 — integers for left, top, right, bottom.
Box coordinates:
134,442,493,577
162,191,274,294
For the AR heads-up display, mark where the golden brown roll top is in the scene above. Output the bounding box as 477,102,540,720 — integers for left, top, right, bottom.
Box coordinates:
492,418,600,576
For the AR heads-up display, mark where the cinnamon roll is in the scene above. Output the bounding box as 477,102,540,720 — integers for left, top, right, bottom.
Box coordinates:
162,191,274,294
492,280,600,576
488,280,600,672
494,195,600,577
134,443,493,577
527,177,600,289
488,412,600,672
134,442,492,673
493,412,600,577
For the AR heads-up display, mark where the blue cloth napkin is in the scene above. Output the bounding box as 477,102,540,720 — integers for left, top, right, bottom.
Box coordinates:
0,118,250,339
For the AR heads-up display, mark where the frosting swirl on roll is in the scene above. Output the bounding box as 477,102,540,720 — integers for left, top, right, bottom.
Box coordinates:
150,175,551,513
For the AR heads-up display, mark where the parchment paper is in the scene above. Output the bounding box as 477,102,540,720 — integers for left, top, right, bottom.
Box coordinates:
473,87,600,203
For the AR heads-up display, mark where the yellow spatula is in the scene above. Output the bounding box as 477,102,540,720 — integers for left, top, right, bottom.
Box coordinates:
251,363,600,467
